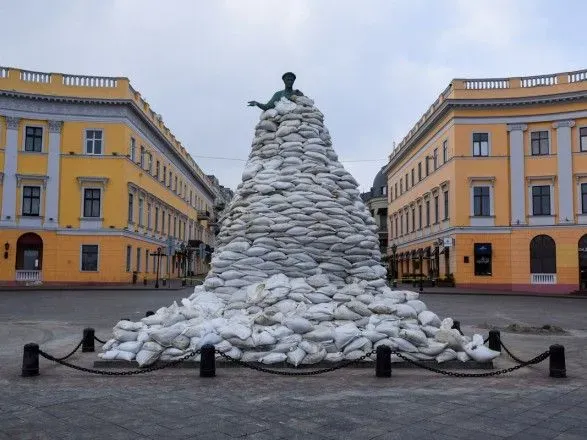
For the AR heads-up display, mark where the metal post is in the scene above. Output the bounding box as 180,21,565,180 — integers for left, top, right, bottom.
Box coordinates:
145,311,154,317
488,329,501,352
375,345,392,377
549,344,566,378
451,320,463,335
419,251,423,293
200,344,216,378
82,328,95,353
22,343,39,377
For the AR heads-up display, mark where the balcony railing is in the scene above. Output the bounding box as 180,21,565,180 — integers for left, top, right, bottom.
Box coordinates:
531,273,557,284
521,74,558,88
20,69,51,83
464,78,510,90
0,67,8,78
15,270,42,283
569,69,587,83
62,74,118,88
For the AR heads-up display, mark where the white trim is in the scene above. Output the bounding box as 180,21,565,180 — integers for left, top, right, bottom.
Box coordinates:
528,129,552,156
22,124,45,153
80,244,100,272
471,131,491,157
84,128,104,155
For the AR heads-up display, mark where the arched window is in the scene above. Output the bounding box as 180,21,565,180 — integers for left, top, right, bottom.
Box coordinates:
530,235,556,274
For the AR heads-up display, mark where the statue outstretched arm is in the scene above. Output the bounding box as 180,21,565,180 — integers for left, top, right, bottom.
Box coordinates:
247,92,281,111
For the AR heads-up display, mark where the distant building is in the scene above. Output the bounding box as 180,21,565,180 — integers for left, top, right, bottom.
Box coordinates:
206,174,234,235
361,166,388,257
384,68,587,293
0,66,220,285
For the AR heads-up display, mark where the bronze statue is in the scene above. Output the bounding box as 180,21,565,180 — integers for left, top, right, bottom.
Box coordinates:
248,72,304,111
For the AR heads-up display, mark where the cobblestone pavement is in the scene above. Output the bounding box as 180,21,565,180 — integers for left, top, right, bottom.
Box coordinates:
1,289,586,439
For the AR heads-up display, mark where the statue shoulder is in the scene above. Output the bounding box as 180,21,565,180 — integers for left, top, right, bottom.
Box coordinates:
294,89,304,96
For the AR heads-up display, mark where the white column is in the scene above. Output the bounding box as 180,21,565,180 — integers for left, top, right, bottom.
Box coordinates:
553,120,575,223
1,116,20,225
507,124,527,225
44,120,62,228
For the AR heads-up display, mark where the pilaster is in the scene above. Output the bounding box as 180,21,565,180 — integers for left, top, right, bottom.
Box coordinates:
553,120,575,223
44,120,63,228
507,123,527,225
1,116,20,225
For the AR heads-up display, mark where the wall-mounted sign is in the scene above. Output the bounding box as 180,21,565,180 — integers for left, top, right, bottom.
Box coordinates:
443,237,452,248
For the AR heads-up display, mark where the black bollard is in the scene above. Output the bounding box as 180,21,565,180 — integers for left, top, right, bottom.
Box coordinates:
488,329,501,352
145,311,154,317
82,328,95,353
200,344,216,378
375,345,392,378
549,345,566,378
451,320,463,335
22,343,39,377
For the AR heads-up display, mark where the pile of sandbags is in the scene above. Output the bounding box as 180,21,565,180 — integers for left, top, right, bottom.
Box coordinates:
100,95,500,367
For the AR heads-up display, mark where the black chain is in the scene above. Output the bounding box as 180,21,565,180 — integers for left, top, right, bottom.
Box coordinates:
500,341,531,364
94,335,107,344
216,349,377,376
38,349,200,376
52,339,83,361
390,350,550,377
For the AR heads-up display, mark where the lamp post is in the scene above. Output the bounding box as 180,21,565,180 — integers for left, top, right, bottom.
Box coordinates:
391,244,397,286
150,247,166,289
418,248,424,293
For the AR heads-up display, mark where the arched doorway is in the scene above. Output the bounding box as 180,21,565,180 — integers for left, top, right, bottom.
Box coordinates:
16,233,43,281
579,235,587,290
529,234,556,284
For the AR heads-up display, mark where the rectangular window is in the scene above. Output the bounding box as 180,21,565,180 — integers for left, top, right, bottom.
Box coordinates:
425,157,430,176
399,215,403,235
581,128,587,152
442,140,448,163
145,249,150,273
473,187,491,216
190,190,193,206
168,213,171,235
85,130,103,155
138,198,144,227
83,188,101,218
148,153,153,173
147,202,152,229
433,148,438,170
394,217,398,237
22,186,41,216
418,163,422,181
425,200,430,226
126,245,132,272
531,131,549,156
400,181,403,194
128,194,134,223
161,210,166,234
411,169,415,186
582,183,587,214
155,207,159,231
140,146,145,168
532,185,551,215
394,183,398,198
173,216,177,238
130,137,136,161
411,207,415,231
405,174,408,190
136,247,141,272
25,126,43,152
418,204,422,229
434,195,439,223
155,160,160,178
474,243,492,276
163,166,167,184
472,133,489,157
443,190,449,220
81,245,99,272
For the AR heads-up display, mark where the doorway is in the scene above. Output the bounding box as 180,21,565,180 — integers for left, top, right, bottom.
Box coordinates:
579,235,587,290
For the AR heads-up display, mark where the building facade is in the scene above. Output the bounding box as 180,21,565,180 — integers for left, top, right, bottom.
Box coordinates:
385,69,587,293
361,166,388,257
0,66,217,285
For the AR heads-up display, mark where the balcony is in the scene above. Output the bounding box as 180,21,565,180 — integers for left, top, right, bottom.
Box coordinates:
16,270,42,283
531,273,557,284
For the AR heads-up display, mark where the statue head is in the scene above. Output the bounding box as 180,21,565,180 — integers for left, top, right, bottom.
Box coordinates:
282,72,296,88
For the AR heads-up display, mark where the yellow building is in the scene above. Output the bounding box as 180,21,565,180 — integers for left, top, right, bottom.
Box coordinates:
0,66,217,286
385,69,587,294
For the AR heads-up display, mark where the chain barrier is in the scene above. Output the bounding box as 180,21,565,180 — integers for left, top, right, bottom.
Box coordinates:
216,349,377,376
38,349,200,376
94,335,107,344
52,339,83,361
500,341,531,365
390,350,550,377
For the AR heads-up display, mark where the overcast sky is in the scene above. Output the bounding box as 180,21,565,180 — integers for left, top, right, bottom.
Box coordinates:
2,0,585,192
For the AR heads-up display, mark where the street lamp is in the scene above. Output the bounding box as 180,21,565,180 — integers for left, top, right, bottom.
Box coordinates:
418,248,424,293
150,247,166,289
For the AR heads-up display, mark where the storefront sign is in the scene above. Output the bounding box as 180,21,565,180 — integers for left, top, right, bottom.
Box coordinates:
443,237,452,247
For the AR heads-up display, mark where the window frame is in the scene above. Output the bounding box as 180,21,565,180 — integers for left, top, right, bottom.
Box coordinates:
473,243,492,276
411,169,415,187
22,185,41,217
442,140,448,163
530,130,550,156
443,189,449,220
579,127,587,153
425,199,430,227
128,193,134,223
136,247,142,272
531,185,552,216
82,187,102,218
418,162,422,181
473,186,491,217
155,206,160,232
433,148,438,170
138,197,144,227
85,129,104,155
433,194,439,223
582,183,587,214
130,137,136,161
24,125,44,153
126,245,132,272
472,132,490,157
80,244,99,272
147,202,152,229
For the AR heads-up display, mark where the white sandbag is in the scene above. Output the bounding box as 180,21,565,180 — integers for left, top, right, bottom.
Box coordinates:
394,304,418,319
399,329,428,347
418,342,448,356
374,339,398,350
361,330,387,343
463,337,501,362
241,351,270,362
301,348,327,364
325,352,345,363
117,341,143,354
99,350,118,360
391,337,419,352
225,347,243,360
406,300,427,314
343,350,365,361
334,323,360,349
113,328,138,342
343,337,370,354
115,320,143,331
214,340,233,353
418,311,442,327
375,321,400,337
136,349,160,366
287,347,306,366
368,301,396,314
220,324,252,341
283,317,314,334
436,348,457,363
333,305,362,321
252,330,277,347
116,350,135,361
260,353,287,364
306,274,330,288
456,351,470,362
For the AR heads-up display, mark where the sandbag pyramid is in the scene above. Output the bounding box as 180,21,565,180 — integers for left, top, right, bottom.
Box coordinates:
100,95,499,366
